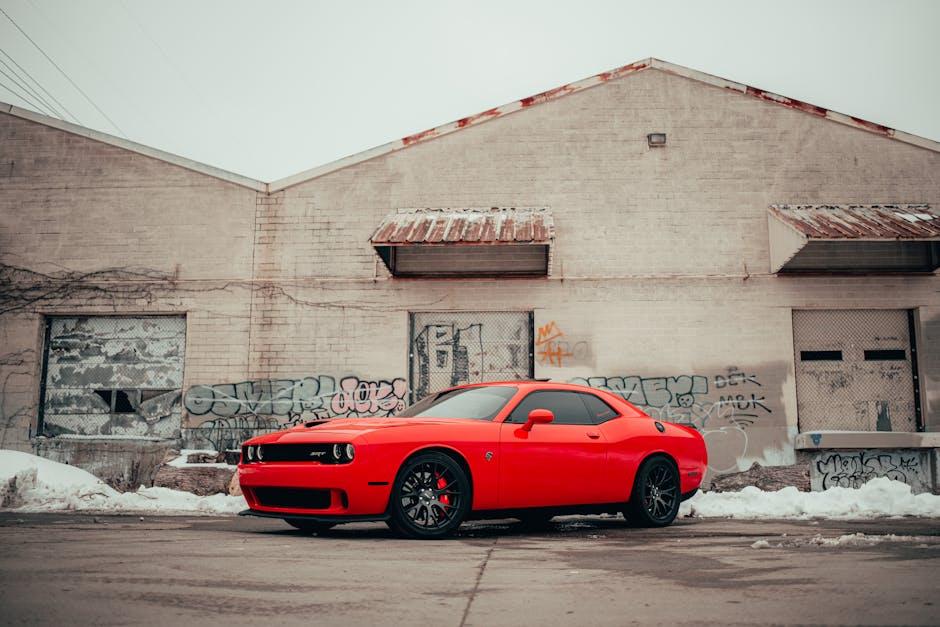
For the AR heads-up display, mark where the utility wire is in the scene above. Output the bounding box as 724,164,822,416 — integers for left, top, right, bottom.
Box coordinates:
0,51,61,117
0,66,50,113
0,45,80,123
118,0,208,108
0,5,127,137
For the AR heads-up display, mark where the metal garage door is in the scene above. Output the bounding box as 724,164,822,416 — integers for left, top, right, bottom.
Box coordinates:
409,311,533,402
39,316,186,438
792,309,920,432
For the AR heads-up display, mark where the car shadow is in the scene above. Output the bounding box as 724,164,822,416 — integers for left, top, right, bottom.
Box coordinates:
244,515,680,540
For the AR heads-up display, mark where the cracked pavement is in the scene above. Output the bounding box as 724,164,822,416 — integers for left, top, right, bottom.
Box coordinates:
0,513,937,625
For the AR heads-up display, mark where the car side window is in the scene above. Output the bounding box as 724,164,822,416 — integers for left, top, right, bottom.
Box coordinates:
579,393,619,424
507,391,595,425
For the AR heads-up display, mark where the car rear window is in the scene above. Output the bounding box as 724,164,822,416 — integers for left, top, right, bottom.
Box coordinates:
396,386,518,420
580,393,619,423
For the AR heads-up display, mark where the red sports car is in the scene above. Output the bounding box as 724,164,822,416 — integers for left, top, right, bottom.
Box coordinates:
238,381,707,539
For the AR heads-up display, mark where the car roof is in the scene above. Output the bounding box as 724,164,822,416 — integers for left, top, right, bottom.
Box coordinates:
452,380,601,393
437,379,645,417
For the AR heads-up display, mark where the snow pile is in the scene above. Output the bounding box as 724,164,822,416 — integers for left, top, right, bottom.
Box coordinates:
0,450,245,515
681,477,940,520
751,533,937,549
807,532,927,547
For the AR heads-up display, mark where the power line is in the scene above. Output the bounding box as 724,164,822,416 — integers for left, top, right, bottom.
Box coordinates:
0,58,54,114
0,69,49,113
0,45,81,123
0,53,58,116
0,5,126,137
0,51,64,118
0,79,26,104
118,0,208,108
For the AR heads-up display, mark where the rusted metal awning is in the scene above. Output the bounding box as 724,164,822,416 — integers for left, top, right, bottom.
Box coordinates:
768,205,940,273
371,208,554,277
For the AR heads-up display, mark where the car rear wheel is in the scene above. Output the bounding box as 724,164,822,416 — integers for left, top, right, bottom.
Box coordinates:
387,452,471,539
285,520,336,534
625,456,680,527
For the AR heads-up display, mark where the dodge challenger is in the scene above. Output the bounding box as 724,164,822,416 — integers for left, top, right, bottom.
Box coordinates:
238,380,707,539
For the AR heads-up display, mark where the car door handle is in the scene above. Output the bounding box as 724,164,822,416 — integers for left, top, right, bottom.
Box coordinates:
586,431,600,439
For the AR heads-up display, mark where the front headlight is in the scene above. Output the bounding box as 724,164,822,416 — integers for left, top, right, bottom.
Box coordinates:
332,443,355,463
247,445,255,461
256,445,263,461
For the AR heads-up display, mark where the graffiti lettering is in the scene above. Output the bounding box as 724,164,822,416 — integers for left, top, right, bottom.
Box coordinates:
184,375,407,420
574,369,773,474
718,393,771,414
570,375,708,408
536,321,564,346
536,321,573,367
714,372,761,388
411,313,529,400
814,451,925,490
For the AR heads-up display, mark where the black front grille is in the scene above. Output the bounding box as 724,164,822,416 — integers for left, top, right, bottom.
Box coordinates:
253,487,331,510
243,444,339,463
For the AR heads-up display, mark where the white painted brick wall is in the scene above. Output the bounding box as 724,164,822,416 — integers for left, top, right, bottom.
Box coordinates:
1,68,938,474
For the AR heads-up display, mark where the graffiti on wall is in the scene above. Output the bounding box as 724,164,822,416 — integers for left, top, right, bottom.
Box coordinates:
410,312,531,400
184,375,407,420
812,450,928,491
535,321,591,368
183,375,408,451
572,368,774,473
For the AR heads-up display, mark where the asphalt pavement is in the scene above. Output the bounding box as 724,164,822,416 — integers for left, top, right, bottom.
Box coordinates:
0,512,937,626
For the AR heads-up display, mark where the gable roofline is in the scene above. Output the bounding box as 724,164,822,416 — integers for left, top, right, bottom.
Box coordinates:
0,101,268,192
268,57,940,192
3,58,938,195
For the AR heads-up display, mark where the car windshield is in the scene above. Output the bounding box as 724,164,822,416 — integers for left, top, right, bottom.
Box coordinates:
396,386,518,420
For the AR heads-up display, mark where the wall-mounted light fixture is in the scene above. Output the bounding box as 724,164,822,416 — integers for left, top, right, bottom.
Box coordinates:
647,133,667,147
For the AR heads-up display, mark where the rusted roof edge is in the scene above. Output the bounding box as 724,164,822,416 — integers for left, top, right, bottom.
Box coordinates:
269,59,655,192
370,207,554,246
270,58,940,192
768,204,940,240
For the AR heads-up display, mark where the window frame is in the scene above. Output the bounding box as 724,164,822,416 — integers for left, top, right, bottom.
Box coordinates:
396,385,519,421
503,389,621,426
578,391,621,424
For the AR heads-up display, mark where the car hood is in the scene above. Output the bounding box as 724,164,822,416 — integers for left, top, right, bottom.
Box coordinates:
245,417,480,444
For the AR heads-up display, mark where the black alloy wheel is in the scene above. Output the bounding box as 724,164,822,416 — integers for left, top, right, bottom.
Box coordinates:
387,452,471,539
625,456,680,527
285,520,336,534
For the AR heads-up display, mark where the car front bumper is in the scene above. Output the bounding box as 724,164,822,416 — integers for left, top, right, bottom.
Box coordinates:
238,461,392,518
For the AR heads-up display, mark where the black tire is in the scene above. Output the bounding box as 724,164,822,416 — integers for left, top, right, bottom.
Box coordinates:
285,520,336,534
624,456,680,527
516,513,555,530
387,452,471,539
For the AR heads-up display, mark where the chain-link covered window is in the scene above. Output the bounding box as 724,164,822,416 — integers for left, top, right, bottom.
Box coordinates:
39,316,185,438
409,311,533,402
792,309,920,432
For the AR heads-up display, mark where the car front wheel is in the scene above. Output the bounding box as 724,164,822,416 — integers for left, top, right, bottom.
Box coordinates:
625,456,680,527
387,452,471,539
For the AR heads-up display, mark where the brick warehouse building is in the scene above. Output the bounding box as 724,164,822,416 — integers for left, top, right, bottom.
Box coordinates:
2,58,939,492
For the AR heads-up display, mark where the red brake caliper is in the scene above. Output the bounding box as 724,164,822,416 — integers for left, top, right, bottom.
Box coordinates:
436,474,450,507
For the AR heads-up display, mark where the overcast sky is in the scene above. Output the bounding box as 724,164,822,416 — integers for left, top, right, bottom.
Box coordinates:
1,0,938,181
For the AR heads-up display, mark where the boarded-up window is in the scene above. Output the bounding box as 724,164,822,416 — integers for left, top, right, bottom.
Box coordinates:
792,310,920,432
409,311,533,402
40,316,186,438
